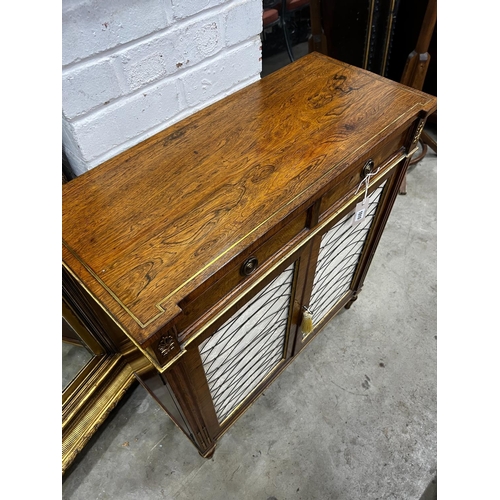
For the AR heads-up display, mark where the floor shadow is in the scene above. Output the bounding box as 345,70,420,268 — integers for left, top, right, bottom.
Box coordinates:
419,476,437,500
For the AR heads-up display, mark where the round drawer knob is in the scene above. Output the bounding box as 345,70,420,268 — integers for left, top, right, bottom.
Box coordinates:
241,256,258,276
361,159,375,180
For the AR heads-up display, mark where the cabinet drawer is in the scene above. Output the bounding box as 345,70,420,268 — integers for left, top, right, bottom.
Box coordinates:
174,210,308,338
319,129,407,218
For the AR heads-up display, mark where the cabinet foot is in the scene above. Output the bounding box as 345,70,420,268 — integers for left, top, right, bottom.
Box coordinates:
344,295,358,310
199,444,217,459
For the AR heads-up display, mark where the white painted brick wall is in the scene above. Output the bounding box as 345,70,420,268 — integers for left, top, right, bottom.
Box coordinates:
62,58,122,119
70,78,180,161
180,38,261,107
62,0,263,175
62,0,173,66
224,0,263,47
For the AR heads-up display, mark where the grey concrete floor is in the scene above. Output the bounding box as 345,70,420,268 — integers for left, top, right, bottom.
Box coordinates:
62,128,437,500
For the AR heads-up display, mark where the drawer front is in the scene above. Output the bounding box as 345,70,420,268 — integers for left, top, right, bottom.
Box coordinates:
319,129,406,218
174,211,308,338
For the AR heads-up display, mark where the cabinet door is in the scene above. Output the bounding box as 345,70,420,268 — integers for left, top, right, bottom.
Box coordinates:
198,261,296,425
137,261,299,457
137,246,313,456
296,180,388,352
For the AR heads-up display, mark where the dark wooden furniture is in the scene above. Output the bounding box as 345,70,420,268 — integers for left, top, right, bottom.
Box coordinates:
62,53,436,458
320,0,401,77
398,0,437,194
319,0,437,96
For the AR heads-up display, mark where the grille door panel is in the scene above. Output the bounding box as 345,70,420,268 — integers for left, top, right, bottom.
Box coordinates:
309,182,386,324
199,263,295,423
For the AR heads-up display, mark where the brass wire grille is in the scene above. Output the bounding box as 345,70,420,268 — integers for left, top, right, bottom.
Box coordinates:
309,182,386,323
199,263,295,423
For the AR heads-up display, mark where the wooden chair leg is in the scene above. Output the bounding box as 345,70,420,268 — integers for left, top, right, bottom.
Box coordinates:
409,141,429,166
420,130,437,154
398,0,437,196
281,0,295,62
399,128,435,195
399,139,429,194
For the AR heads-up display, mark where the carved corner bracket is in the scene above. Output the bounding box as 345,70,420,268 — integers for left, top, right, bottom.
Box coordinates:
152,329,182,368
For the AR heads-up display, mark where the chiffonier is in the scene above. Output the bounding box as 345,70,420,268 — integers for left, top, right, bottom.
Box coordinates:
62,53,436,459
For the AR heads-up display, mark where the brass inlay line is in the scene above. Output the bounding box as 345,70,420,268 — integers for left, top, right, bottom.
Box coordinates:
64,147,409,375
63,243,151,328
62,262,165,372
183,150,408,350
63,104,422,330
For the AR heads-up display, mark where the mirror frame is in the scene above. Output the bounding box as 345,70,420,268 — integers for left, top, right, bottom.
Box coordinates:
62,298,153,474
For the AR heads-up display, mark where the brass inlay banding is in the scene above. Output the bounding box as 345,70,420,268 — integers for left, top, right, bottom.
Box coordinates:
184,150,408,349
63,104,422,330
64,146,410,375
62,262,165,372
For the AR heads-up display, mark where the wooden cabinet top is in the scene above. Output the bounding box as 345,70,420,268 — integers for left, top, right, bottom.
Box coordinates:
63,53,436,347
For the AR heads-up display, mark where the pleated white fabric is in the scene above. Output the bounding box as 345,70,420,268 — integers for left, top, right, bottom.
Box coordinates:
309,182,386,323
199,263,295,423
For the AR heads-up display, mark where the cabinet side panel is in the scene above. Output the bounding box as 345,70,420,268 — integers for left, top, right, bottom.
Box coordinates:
309,182,386,323
198,263,295,423
137,371,194,443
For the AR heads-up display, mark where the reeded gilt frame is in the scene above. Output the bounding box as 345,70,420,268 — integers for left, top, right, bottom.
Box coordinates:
62,299,152,474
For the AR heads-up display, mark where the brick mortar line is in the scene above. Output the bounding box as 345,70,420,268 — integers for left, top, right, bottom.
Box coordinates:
66,37,262,125
81,71,261,171
62,0,255,73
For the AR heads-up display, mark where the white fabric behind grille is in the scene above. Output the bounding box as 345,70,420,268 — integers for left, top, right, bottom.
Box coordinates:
309,182,386,324
199,263,294,423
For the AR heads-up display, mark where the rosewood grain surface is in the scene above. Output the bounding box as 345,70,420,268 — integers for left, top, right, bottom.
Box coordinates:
62,53,436,348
